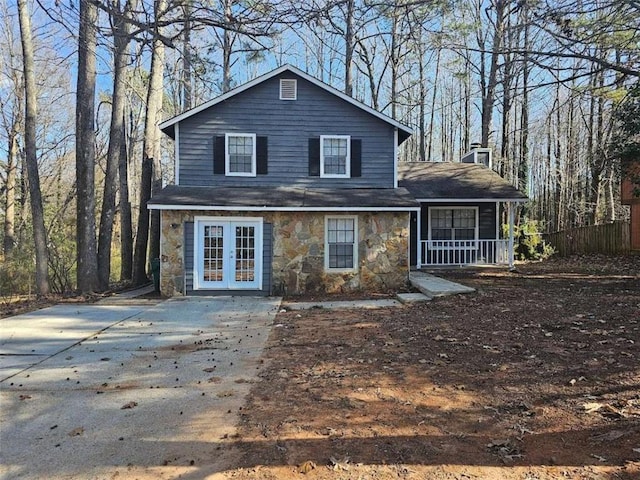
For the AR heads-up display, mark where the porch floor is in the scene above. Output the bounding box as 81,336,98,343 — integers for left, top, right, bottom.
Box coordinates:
409,271,475,298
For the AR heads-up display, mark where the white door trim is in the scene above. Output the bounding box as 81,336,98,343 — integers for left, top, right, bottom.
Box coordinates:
193,216,263,290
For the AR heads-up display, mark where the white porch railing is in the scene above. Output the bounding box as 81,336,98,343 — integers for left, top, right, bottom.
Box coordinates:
419,239,510,267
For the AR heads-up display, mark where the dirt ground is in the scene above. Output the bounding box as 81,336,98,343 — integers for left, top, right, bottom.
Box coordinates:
224,255,640,480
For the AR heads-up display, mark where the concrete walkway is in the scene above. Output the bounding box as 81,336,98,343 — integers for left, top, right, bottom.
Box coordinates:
283,273,475,311
283,298,401,310
0,296,281,480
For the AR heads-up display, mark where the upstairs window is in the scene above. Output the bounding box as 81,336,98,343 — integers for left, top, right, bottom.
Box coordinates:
214,134,267,176
325,216,358,271
320,135,350,178
225,133,256,176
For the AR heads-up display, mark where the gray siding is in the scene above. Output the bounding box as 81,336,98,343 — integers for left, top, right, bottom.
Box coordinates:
178,72,396,188
184,221,272,296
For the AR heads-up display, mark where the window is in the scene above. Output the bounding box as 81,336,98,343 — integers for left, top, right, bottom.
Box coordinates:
225,133,256,176
320,135,350,178
280,79,297,100
430,208,477,240
325,216,358,271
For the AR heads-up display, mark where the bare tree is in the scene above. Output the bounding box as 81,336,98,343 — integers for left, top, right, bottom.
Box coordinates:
17,0,49,294
481,0,506,148
75,0,99,292
98,0,135,290
119,120,133,281
133,0,166,286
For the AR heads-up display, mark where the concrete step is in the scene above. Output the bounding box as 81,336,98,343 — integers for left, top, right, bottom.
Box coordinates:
409,272,475,298
396,292,432,304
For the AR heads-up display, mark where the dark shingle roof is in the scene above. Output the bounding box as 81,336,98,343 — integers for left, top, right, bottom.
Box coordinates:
148,185,419,210
398,162,528,201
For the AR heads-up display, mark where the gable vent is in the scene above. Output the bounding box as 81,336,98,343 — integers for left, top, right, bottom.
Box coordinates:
280,79,297,100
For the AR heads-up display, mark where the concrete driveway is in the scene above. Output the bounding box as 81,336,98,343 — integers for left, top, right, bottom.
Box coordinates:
0,296,281,480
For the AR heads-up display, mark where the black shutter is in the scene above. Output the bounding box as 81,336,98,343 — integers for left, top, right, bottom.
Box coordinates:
308,138,320,176
256,136,268,175
213,136,225,174
350,138,361,177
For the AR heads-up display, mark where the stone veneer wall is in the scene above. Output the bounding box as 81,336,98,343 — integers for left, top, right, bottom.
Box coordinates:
159,210,410,296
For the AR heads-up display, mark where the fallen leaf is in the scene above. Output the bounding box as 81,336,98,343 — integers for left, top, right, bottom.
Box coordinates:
121,401,138,409
299,461,316,474
68,427,84,437
583,402,604,413
329,455,350,471
203,367,216,373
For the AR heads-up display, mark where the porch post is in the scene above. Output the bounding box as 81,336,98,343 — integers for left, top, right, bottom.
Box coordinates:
416,210,422,268
508,201,515,269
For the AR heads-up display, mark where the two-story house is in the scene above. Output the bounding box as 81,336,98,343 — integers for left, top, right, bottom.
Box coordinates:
149,65,527,297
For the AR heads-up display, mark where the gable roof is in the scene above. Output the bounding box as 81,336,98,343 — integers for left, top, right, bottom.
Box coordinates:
159,65,413,143
398,162,528,202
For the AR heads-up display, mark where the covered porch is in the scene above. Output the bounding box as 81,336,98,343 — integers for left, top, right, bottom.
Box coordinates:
399,161,529,269
415,201,519,268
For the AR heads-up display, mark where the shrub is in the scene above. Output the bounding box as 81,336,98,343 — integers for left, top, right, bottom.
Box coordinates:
503,219,555,261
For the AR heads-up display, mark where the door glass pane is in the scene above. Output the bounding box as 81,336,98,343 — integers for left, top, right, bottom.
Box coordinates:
235,226,255,282
203,225,224,282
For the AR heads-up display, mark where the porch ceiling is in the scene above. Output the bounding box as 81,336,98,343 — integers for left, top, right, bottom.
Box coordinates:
398,162,528,201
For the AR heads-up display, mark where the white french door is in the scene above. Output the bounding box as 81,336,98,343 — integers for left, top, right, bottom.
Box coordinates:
194,218,262,290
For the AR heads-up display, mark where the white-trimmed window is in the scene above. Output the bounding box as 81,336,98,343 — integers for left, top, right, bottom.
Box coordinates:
225,133,256,176
429,207,478,240
325,216,358,271
320,135,350,178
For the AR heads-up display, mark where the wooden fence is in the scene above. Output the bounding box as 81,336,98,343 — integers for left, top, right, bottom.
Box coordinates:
544,221,631,256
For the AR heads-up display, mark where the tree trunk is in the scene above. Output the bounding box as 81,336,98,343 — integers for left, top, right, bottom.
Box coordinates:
427,46,441,162
133,0,166,285
390,11,399,119
222,0,233,93
133,158,152,285
418,40,426,162
3,131,18,255
481,0,506,148
17,0,49,295
344,0,354,96
98,0,133,291
518,2,530,192
182,0,192,109
75,0,99,292
119,118,133,281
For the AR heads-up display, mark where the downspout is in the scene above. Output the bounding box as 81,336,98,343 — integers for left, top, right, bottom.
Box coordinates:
416,209,422,268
